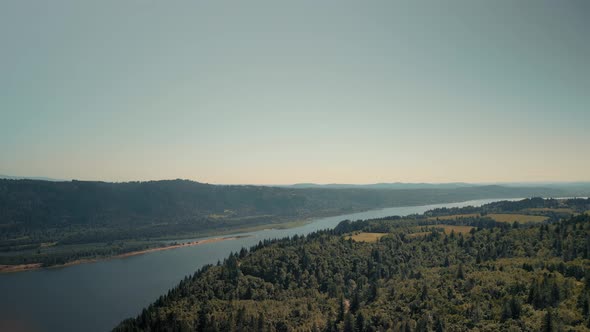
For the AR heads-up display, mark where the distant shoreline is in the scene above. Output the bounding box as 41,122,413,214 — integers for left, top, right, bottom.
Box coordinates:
0,235,251,274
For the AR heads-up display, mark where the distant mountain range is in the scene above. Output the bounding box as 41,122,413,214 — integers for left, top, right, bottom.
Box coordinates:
1,174,589,194
280,181,590,192
0,174,66,182
282,182,475,189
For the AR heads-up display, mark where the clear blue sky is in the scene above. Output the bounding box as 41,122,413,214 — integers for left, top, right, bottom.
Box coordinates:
1,0,589,184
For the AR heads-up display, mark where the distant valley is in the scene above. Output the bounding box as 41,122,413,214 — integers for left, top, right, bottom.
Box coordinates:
1,179,587,268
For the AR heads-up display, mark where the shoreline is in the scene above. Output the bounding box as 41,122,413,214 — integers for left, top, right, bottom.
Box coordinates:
0,197,527,275
0,235,251,274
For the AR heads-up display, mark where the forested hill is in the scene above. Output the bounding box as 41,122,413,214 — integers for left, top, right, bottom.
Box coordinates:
0,179,576,230
2,179,582,267
114,199,590,332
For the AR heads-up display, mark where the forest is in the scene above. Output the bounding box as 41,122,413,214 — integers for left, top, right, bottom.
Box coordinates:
0,179,574,267
114,198,590,331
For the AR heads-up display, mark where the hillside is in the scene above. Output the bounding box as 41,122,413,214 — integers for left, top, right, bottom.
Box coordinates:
114,199,590,331
283,183,475,190
0,179,582,267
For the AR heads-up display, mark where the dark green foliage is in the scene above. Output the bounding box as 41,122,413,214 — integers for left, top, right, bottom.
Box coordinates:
542,310,555,332
113,210,590,332
501,297,522,321
527,273,562,309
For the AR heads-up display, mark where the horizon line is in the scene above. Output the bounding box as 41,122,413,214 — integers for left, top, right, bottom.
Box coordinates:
2,174,590,186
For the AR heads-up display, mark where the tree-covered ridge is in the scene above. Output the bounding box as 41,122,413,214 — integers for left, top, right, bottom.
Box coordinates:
0,179,570,266
424,197,589,218
114,200,590,332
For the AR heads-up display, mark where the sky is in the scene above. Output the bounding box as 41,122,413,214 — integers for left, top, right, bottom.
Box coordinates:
1,0,589,184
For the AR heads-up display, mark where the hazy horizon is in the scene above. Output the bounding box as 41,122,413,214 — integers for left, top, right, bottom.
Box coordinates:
2,0,589,184
1,172,589,187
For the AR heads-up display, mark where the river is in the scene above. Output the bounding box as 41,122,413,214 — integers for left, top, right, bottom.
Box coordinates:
0,198,516,332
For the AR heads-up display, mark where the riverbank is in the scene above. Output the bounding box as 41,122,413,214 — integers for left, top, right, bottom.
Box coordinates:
0,263,42,273
0,197,533,274
0,235,251,274
0,196,534,272
0,219,315,275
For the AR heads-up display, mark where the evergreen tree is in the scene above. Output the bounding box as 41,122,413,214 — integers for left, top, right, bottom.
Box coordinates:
343,313,355,332
542,310,554,332
355,312,366,332
457,264,465,280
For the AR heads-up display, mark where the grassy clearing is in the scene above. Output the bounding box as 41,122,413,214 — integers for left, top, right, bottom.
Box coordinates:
406,232,431,239
487,213,548,223
525,207,574,214
427,214,479,221
431,224,474,234
408,225,474,238
428,213,548,223
346,232,388,243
